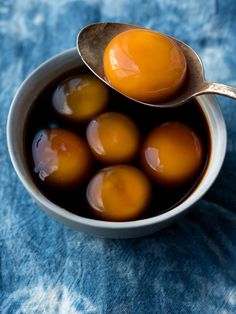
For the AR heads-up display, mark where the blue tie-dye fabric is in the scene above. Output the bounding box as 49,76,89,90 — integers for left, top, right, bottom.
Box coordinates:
1,0,236,313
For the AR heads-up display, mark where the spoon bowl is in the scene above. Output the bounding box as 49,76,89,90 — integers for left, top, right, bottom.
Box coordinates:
77,22,236,108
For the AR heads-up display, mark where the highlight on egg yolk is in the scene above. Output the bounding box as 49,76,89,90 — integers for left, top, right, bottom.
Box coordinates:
142,122,203,185
53,74,108,121
32,128,92,187
86,112,140,163
103,29,187,103
87,165,151,221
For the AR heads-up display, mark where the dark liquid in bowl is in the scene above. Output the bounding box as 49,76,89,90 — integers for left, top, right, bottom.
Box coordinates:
24,66,211,220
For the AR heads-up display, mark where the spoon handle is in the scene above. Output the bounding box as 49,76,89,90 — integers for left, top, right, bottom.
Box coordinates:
202,82,236,100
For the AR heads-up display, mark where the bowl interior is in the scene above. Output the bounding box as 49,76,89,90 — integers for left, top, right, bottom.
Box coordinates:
7,48,227,236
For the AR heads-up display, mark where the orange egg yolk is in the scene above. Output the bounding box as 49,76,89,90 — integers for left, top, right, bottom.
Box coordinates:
53,74,108,121
32,128,91,186
87,165,151,221
86,112,140,163
103,29,187,103
142,122,203,185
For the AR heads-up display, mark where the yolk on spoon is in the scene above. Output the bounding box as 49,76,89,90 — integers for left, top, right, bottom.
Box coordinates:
32,128,92,187
87,165,151,221
103,29,187,103
142,122,203,185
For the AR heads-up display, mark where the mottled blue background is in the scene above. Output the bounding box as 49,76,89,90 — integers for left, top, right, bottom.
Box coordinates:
1,0,236,313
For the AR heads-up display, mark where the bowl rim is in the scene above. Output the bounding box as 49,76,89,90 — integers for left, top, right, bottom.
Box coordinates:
7,47,227,230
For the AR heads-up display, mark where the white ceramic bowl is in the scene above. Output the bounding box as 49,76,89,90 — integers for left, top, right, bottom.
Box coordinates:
7,48,227,238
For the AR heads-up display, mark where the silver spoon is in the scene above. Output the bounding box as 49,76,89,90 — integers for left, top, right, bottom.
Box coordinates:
77,22,236,108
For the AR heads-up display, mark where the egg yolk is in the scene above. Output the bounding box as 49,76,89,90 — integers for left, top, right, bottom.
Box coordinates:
86,112,140,163
32,128,92,186
142,122,203,185
87,165,151,221
103,29,187,103
53,74,108,121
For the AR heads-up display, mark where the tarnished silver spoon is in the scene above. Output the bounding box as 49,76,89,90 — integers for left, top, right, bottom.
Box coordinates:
77,22,236,108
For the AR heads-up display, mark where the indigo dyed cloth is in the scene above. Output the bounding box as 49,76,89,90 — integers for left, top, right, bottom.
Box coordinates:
1,0,236,313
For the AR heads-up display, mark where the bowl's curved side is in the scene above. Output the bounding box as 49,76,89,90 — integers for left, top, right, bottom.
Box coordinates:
7,48,83,195
7,48,227,238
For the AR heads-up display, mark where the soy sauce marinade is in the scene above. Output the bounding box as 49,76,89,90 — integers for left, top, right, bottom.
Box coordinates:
24,66,211,220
